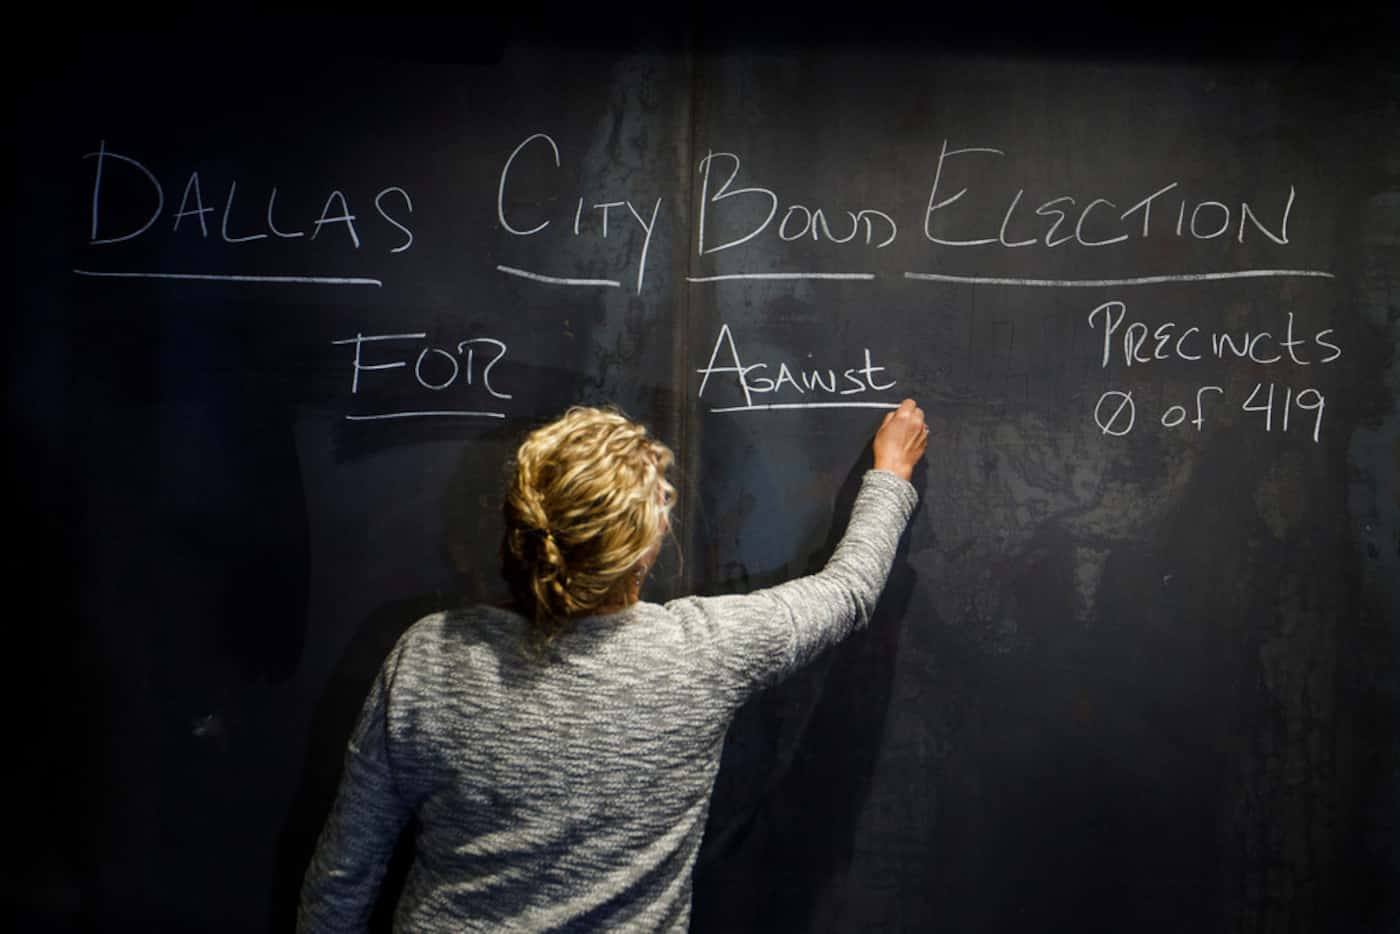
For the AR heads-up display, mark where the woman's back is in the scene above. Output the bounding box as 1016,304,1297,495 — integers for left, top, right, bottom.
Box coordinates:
386,605,728,930
298,403,927,931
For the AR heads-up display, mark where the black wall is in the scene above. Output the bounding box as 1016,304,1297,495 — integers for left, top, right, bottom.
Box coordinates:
12,12,1396,932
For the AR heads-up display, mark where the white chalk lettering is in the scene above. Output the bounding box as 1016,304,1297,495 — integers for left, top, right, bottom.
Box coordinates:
1238,187,1293,244
414,347,458,390
923,140,1005,246
172,172,212,236
594,201,625,238
998,189,1037,248
266,188,305,239
1088,302,1341,369
221,181,268,243
919,144,1300,251
310,191,360,248
1076,198,1130,247
85,143,405,258
625,198,662,295
1037,197,1077,247
696,323,755,408
697,324,899,412
1088,300,1128,368
1194,386,1224,430
496,133,663,292
332,331,513,419
1094,391,1136,436
1120,182,1180,237
497,133,559,236
1191,201,1231,239
1315,329,1341,363
331,332,424,394
697,150,897,257
374,187,413,253
455,338,512,399
86,141,164,245
697,151,779,256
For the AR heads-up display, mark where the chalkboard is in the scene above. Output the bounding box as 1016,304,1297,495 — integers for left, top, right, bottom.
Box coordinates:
12,12,1397,933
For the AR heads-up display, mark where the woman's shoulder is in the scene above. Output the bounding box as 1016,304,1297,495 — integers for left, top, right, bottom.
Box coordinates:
394,604,527,656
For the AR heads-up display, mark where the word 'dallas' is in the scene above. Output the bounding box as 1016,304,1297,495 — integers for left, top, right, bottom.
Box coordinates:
83,142,414,254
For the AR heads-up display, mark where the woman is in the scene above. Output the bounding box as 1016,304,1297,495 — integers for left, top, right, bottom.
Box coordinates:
299,399,927,931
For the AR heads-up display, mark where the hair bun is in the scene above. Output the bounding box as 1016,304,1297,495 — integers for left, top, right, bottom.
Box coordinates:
499,405,677,652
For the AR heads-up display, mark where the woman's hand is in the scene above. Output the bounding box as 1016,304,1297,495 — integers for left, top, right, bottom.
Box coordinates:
872,398,928,482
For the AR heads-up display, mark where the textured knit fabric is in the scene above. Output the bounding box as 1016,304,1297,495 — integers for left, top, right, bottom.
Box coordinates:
298,469,918,932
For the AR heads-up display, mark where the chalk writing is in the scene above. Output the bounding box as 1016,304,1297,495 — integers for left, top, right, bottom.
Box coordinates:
496,132,662,294
1085,300,1336,442
1094,384,1326,442
71,128,1351,440
677,140,1331,287
331,332,511,420
923,140,1296,249
689,150,895,282
696,323,900,413
1086,302,1341,369
1242,382,1326,442
85,141,413,253
696,150,897,254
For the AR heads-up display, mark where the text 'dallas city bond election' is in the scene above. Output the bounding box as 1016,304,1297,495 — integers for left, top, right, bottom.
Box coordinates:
74,134,1337,435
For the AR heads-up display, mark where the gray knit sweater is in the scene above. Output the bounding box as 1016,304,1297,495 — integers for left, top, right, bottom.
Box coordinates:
298,469,917,932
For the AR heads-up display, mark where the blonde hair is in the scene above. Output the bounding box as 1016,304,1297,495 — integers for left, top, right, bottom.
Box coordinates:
501,406,676,650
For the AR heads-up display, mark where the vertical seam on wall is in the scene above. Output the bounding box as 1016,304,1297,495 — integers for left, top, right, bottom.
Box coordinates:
676,22,702,596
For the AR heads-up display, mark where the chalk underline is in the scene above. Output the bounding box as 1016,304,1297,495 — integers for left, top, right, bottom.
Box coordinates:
73,269,382,286
345,410,507,421
74,266,1333,291
686,269,1336,286
710,402,901,413
902,269,1335,287
497,265,620,287
687,273,876,282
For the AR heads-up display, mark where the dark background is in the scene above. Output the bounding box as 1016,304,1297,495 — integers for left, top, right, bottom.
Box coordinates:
10,8,1396,932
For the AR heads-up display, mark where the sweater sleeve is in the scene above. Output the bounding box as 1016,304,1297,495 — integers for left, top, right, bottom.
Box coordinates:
297,650,413,933
664,469,918,702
